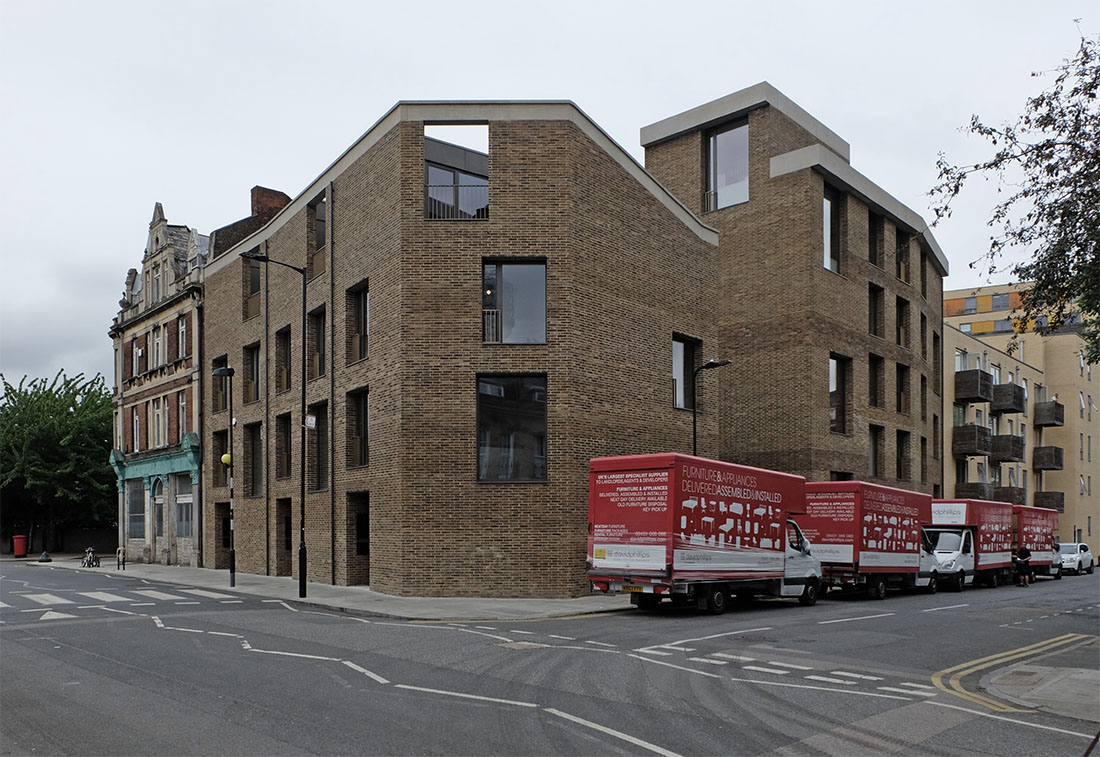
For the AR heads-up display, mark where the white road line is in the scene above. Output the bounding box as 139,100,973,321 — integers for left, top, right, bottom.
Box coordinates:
877,686,922,695
509,630,536,635
0,601,9,608
921,700,1094,739
547,635,575,640
179,589,237,599
923,604,969,612
278,602,298,611
475,626,498,630
626,654,722,679
152,616,165,628
220,600,244,604
636,626,772,655
25,594,73,605
586,640,617,648
249,649,342,662
817,612,895,625
342,661,389,684
262,599,283,603
660,646,696,652
543,708,681,757
764,661,813,670
742,666,790,676
207,631,242,638
711,653,755,662
102,606,138,616
133,590,186,600
897,682,937,690
804,675,856,685
168,627,203,634
78,592,130,603
394,684,538,708
689,657,729,666
129,603,155,607
830,671,883,681
636,649,673,656
174,602,201,605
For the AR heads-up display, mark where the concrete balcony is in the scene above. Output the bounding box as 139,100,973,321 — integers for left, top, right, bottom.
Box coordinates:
990,434,1025,463
952,424,992,457
1033,446,1064,471
954,369,993,403
993,486,1027,505
1034,401,1065,427
1034,491,1065,512
955,482,994,500
991,383,1026,414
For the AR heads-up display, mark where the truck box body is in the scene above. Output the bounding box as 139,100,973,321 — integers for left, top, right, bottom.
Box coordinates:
930,499,1013,570
1013,505,1058,568
802,482,931,574
588,453,805,582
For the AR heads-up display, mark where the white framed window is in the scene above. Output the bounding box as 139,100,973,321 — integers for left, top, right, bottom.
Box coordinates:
178,391,187,436
152,398,163,447
178,317,187,358
132,407,141,452
152,326,162,368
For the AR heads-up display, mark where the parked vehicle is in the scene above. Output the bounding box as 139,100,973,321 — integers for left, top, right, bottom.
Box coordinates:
587,453,821,613
1012,506,1060,580
925,499,1014,589
800,482,933,598
1059,543,1095,575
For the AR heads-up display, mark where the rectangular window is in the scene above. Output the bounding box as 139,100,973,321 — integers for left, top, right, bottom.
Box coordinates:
933,414,941,460
823,186,842,273
896,430,911,480
477,375,547,481
868,284,884,338
348,389,369,468
356,501,370,557
243,344,260,403
152,325,162,368
963,296,977,315
896,364,910,415
275,327,291,393
672,338,696,409
991,293,1010,311
125,479,145,539
212,430,228,486
1022,378,1028,416
896,230,911,282
176,476,192,538
309,193,327,277
132,407,141,452
932,332,941,394
425,153,489,220
482,262,546,344
954,348,968,373
921,437,928,483
245,257,261,319
178,390,187,436
309,402,329,491
212,355,228,412
829,354,850,434
131,338,140,377
348,284,369,362
245,423,262,497
920,313,928,359
276,414,291,479
705,122,749,210
869,354,885,408
896,297,910,348
953,403,966,427
920,250,928,299
152,398,163,447
152,265,161,302
920,374,927,422
179,315,188,358
868,212,884,267
309,309,326,379
869,425,884,477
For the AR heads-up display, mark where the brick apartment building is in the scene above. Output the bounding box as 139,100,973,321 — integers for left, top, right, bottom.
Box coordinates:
641,83,948,493
200,103,720,597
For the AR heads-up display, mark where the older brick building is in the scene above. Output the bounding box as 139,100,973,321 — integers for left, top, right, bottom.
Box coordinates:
642,82,948,494
201,102,720,596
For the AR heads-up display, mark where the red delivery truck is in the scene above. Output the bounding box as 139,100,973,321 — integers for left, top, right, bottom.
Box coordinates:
586,453,821,614
801,482,933,599
1013,505,1062,580
926,499,1014,589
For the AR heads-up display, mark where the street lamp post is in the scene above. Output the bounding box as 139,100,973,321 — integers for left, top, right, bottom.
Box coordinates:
692,359,732,457
240,249,309,598
212,365,236,587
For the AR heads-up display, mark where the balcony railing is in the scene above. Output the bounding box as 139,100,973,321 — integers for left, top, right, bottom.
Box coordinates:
426,184,489,220
990,434,1025,462
954,369,993,403
952,424,992,457
1034,400,1065,427
1034,491,1064,512
955,482,994,500
993,486,1027,506
1033,446,1064,470
991,383,1025,414
483,309,501,343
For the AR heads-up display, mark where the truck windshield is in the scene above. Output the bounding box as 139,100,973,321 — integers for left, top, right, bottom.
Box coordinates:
932,531,962,552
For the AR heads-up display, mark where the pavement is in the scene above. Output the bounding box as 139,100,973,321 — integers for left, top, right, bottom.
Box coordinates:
3,552,628,621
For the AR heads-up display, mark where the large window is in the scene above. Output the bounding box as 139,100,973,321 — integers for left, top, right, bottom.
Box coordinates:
896,297,910,348
426,164,489,219
477,375,547,481
482,262,546,344
673,337,697,409
245,256,261,319
243,344,260,403
347,389,369,468
176,476,192,538
212,355,228,411
309,193,327,278
896,364,911,415
896,430,911,480
275,414,291,479
823,186,843,273
309,309,326,379
868,284,884,337
868,212,884,267
125,479,145,539
829,354,850,434
705,122,749,210
869,425,884,477
275,327,291,393
896,231,911,282
348,284,369,362
245,423,263,497
309,402,329,491
869,354,885,408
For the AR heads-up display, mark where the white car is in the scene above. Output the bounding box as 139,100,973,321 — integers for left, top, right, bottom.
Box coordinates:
1058,543,1095,575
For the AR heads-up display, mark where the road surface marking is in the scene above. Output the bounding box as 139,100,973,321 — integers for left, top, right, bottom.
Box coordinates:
627,655,722,678
817,613,895,625
921,701,1094,739
219,600,244,604
586,640,617,647
711,653,755,662
102,606,138,616
129,603,155,607
78,592,130,603
25,594,73,605
208,632,242,638
0,601,8,608
250,649,342,662
547,635,576,640
923,604,969,612
475,626,497,630
660,646,695,652
133,590,185,600
342,661,389,684
742,666,790,676
152,616,165,628
804,675,856,685
509,630,535,635
179,589,237,599
174,602,201,606
38,611,76,620
636,649,673,656
394,684,538,708
649,626,773,651
764,661,813,670
543,708,681,757
169,627,203,634
878,686,934,696
689,657,729,666
278,602,298,611
830,671,882,680
898,682,937,690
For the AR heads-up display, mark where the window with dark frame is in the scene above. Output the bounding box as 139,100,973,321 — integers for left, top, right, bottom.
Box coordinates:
245,256,261,319
896,230,911,282
896,430,911,480
309,401,329,491
477,375,547,482
896,363,911,415
347,389,368,468
823,185,843,273
275,414,291,479
212,355,228,411
868,212,884,267
482,262,545,344
212,430,228,486
829,353,850,434
348,283,369,362
868,284,884,337
308,193,327,278
673,337,697,410
869,354,885,408
245,422,262,497
896,296,910,348
309,308,326,379
705,121,749,211
275,327,291,393
243,344,260,403
869,425,884,477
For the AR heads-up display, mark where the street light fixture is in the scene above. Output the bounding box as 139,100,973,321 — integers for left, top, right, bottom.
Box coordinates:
692,359,732,457
240,249,309,598
212,365,236,587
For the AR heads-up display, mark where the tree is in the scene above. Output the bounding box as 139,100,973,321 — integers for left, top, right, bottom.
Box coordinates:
931,31,1100,363
0,372,116,552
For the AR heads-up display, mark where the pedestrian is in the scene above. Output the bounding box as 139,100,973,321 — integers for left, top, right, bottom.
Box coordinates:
1016,544,1032,586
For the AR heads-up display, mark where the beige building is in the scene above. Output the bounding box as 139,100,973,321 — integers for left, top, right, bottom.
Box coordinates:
944,283,1098,544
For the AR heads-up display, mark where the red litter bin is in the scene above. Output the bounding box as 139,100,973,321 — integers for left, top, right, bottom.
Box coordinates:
13,534,28,558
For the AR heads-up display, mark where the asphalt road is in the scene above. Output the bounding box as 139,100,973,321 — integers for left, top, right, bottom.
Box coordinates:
2,564,1098,756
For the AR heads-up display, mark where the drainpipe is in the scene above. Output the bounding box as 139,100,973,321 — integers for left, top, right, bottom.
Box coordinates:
328,180,336,586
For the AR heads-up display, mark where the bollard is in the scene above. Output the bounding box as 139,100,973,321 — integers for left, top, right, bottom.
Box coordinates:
116,546,125,570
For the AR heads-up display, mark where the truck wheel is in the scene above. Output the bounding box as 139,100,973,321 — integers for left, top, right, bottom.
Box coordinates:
866,576,887,601
798,580,819,607
705,586,728,615
636,594,660,611
952,571,965,592
926,574,938,595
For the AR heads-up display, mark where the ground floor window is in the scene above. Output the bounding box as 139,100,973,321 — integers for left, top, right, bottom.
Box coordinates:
125,479,145,539
176,475,193,538
477,375,547,481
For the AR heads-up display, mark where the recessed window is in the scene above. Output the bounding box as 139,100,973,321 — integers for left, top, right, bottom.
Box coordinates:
896,230,911,283
243,344,260,403
424,125,489,220
309,401,328,491
245,422,263,497
212,355,228,412
896,297,910,348
673,337,697,409
276,413,291,479
868,284,884,338
705,122,749,211
868,212,884,267
823,186,843,273
896,430,911,480
309,308,326,379
347,283,369,362
275,327,291,393
869,354,885,408
482,262,546,344
347,389,369,468
308,193,327,278
829,354,851,434
477,375,547,481
896,364,910,415
869,425,884,477
245,255,261,319
212,430,228,486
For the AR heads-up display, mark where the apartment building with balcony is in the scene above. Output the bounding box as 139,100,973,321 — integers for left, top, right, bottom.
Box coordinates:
199,102,720,597
108,204,208,565
641,83,947,493
945,283,1098,543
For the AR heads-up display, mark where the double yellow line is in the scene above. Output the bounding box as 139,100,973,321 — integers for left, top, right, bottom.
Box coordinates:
932,633,1090,711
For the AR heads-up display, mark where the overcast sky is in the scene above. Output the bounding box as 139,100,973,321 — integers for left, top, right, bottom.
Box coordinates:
0,1,1092,386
